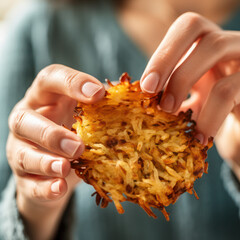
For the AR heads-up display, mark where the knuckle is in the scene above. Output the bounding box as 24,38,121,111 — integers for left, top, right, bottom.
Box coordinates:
9,109,27,135
37,64,58,81
39,125,50,147
39,155,52,175
31,182,39,199
206,31,227,53
6,136,13,163
40,125,63,151
16,148,27,171
178,12,203,29
212,81,235,101
36,64,61,87
31,181,52,200
64,71,81,91
39,125,56,148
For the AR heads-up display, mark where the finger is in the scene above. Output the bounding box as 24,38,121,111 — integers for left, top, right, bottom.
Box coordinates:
140,12,219,94
17,177,68,201
196,72,240,143
9,109,84,158
27,64,105,107
8,136,71,177
160,31,240,112
177,91,202,120
35,97,77,125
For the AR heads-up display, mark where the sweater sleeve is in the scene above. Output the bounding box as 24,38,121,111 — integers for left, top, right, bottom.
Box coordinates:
0,176,28,240
221,163,240,218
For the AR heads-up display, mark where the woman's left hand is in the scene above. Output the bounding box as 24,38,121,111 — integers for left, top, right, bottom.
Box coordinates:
140,12,240,180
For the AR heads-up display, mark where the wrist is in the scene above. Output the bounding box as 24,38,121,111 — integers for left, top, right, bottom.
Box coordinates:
16,190,73,240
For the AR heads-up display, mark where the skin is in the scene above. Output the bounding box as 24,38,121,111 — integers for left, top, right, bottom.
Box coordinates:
139,12,240,179
7,65,105,239
6,0,240,239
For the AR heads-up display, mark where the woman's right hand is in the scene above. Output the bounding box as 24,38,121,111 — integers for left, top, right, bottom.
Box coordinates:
6,64,105,240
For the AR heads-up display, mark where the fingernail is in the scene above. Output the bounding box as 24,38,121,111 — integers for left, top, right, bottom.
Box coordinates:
195,133,204,144
60,139,83,157
51,161,62,175
141,72,160,94
81,82,102,98
161,93,175,112
51,181,61,194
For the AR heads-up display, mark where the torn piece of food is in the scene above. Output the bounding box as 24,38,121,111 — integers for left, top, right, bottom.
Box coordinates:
71,73,213,220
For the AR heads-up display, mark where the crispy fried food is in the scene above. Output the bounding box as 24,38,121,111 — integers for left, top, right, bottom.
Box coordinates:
71,73,213,220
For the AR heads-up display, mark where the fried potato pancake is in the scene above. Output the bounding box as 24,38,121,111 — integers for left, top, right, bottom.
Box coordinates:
71,73,213,220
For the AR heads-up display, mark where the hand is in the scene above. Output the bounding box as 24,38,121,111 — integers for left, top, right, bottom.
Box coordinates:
7,64,105,240
140,12,240,180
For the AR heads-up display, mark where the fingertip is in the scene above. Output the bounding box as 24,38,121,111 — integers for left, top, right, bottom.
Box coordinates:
140,72,161,94
89,83,105,102
58,179,68,194
61,159,71,178
72,140,85,158
50,178,68,198
78,81,105,103
51,180,61,194
160,93,175,113
60,137,85,158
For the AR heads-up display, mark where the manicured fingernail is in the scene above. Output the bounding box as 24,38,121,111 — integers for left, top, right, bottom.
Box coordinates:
51,161,62,175
81,82,102,98
195,133,204,144
141,72,160,94
161,93,175,112
60,139,83,157
51,181,61,194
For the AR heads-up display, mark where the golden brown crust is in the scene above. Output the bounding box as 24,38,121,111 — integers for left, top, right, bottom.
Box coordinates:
71,73,213,220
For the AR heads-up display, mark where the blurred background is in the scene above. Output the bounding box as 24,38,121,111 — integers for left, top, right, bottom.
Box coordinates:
0,0,24,46
0,0,22,20
0,0,15,45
